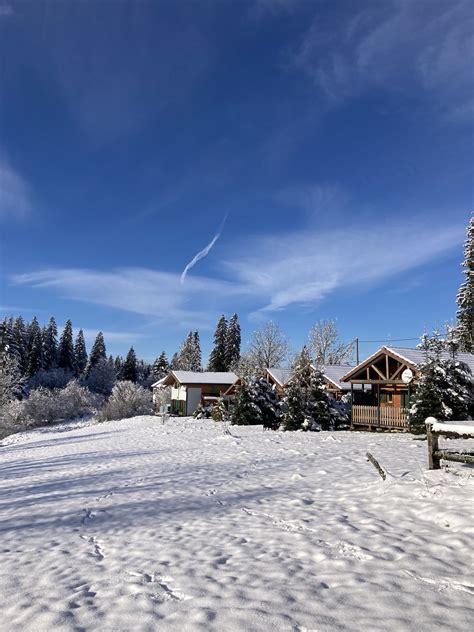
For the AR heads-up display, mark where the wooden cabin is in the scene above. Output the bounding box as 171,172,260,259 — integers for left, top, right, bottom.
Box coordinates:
152,371,238,416
341,346,474,431
265,368,293,396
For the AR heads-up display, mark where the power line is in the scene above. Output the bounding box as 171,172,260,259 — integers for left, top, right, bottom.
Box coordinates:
356,337,420,344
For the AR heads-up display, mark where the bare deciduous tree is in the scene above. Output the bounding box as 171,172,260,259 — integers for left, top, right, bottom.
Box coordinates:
308,319,353,366
246,321,290,371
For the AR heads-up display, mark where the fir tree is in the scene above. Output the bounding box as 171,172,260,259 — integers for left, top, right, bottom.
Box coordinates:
225,313,241,370
114,355,124,380
27,328,43,377
86,332,107,376
74,329,88,376
231,379,259,425
252,376,281,430
122,347,138,382
152,351,170,381
408,331,473,433
86,357,116,396
170,352,180,370
57,320,75,372
175,331,202,371
208,315,228,371
281,346,332,431
26,317,41,358
42,317,58,371
192,331,202,371
11,316,28,376
456,212,473,352
0,322,22,405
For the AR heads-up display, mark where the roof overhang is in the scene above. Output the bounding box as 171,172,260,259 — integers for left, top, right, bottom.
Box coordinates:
341,346,418,383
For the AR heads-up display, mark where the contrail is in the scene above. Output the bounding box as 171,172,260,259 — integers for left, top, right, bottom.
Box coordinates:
180,214,228,284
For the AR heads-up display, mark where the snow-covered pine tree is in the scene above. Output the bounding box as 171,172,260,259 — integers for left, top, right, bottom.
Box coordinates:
192,331,202,371
170,352,180,370
152,351,170,381
455,212,473,352
11,316,28,377
42,317,58,371
26,317,41,362
225,313,241,370
114,355,124,380
74,329,88,376
27,328,43,377
0,321,22,405
57,320,76,372
208,315,228,371
176,331,202,371
409,331,459,433
251,376,281,430
281,346,332,431
122,347,138,382
86,357,116,396
86,332,107,377
231,379,259,425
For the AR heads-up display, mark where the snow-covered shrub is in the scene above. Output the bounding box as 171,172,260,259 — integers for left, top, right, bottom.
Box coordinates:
22,381,95,425
0,399,31,431
193,403,213,419
153,385,171,411
211,399,228,422
329,397,351,429
98,381,153,421
86,357,116,396
27,367,74,391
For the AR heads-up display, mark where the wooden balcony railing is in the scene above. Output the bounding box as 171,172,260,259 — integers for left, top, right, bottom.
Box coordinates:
352,405,408,429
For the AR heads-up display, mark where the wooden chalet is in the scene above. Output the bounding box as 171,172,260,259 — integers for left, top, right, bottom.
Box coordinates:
341,346,474,431
152,371,238,416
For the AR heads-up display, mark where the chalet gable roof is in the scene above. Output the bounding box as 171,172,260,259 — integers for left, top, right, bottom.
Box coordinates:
153,371,238,388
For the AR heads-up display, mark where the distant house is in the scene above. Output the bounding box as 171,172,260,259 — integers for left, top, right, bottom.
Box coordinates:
152,371,238,416
265,365,367,400
341,346,474,431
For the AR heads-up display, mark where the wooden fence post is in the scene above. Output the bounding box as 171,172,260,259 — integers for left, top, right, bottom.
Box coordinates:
426,422,440,470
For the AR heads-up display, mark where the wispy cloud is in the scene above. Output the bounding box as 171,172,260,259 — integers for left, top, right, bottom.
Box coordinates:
77,328,148,345
291,1,474,121
0,4,13,18
181,215,227,284
11,212,464,325
0,156,31,219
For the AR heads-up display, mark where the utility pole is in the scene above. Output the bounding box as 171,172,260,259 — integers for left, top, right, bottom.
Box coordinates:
355,337,359,365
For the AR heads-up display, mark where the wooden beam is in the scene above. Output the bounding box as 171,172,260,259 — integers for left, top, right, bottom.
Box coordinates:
391,363,407,380
385,355,389,381
370,363,386,380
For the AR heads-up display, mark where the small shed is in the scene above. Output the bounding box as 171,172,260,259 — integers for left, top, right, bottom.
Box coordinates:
153,371,238,416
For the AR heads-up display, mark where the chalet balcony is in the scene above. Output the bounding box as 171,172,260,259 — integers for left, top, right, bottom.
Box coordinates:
352,404,409,430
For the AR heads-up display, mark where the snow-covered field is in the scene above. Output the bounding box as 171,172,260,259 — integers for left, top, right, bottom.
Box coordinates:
1,417,473,632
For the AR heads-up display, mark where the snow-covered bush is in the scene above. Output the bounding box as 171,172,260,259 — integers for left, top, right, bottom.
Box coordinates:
98,381,153,421
211,399,228,422
193,403,213,419
22,380,96,425
329,397,351,429
27,367,74,390
153,385,171,411
0,399,31,431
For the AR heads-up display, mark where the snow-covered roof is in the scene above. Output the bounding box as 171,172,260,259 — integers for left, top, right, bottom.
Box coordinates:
341,346,474,382
160,371,238,386
387,347,474,375
151,376,168,388
318,364,368,391
267,365,367,391
266,368,293,387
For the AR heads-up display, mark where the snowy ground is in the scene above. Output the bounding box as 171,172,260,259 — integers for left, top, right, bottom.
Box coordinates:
1,417,473,632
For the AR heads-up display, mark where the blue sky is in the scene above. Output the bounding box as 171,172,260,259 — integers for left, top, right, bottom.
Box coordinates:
0,0,472,363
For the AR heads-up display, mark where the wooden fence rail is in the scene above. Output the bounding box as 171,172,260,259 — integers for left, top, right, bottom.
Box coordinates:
426,418,474,470
352,405,408,429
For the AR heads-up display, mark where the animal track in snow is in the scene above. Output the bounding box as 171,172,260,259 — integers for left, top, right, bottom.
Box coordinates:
126,570,191,602
404,570,474,595
80,535,105,561
242,507,374,560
